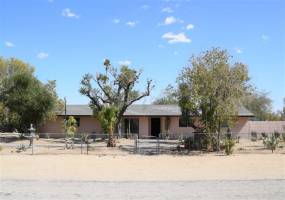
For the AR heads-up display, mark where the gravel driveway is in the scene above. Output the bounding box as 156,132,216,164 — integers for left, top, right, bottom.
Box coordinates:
1,179,284,200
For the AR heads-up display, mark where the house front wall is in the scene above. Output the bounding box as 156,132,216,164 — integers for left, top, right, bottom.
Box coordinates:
39,115,251,138
39,116,103,138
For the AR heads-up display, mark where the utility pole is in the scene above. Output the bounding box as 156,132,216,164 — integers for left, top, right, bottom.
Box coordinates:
64,97,67,121
64,97,67,149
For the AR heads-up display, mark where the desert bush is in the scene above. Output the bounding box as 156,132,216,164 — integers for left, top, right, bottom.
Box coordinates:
274,131,280,139
192,133,220,151
251,132,257,141
63,116,77,149
0,145,2,151
263,134,279,153
183,137,194,150
222,137,235,155
63,116,77,138
261,132,268,138
282,133,285,142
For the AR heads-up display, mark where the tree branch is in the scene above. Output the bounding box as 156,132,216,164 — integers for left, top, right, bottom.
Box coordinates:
127,80,152,106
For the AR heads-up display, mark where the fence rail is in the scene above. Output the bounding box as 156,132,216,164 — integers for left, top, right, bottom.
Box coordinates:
1,131,283,155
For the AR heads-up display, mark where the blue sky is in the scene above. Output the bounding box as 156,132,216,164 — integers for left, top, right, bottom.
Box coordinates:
1,0,284,111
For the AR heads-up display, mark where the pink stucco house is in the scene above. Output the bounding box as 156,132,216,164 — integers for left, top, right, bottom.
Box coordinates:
39,104,254,138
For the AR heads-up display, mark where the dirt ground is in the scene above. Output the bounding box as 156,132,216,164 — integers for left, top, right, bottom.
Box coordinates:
0,138,285,181
1,139,284,199
1,154,284,181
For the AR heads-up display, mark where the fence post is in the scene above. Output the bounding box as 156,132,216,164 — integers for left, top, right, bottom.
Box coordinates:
86,135,89,155
81,133,83,154
157,134,160,155
134,134,138,154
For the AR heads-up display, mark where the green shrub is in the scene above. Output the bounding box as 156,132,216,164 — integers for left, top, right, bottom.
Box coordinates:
63,116,77,138
0,145,2,151
183,137,194,150
223,138,235,155
274,131,280,139
263,134,279,153
282,133,285,142
261,132,268,139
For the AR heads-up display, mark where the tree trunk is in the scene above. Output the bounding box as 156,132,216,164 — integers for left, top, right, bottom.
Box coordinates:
117,122,122,138
217,120,221,151
107,127,116,147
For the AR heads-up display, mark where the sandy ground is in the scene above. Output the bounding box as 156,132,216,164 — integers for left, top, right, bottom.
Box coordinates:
1,154,284,181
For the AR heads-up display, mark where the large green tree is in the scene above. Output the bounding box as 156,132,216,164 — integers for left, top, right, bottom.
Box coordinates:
178,48,249,150
0,58,62,132
80,59,153,146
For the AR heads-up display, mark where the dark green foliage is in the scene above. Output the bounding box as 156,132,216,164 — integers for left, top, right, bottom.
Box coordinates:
177,48,249,138
274,131,280,139
0,58,61,132
192,133,218,151
261,132,268,138
183,137,194,150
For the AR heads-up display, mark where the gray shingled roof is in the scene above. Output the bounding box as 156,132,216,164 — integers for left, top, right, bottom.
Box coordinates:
59,104,254,117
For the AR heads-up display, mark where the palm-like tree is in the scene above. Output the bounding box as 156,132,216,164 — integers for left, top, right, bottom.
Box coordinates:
98,106,118,147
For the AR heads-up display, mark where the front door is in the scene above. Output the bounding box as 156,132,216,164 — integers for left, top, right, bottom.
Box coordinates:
151,118,161,137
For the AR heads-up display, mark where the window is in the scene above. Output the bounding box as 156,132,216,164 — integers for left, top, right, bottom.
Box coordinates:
124,118,139,134
75,117,80,127
179,117,191,127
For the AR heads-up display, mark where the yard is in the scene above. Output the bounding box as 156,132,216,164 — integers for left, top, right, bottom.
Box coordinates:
1,137,284,200
0,136,285,155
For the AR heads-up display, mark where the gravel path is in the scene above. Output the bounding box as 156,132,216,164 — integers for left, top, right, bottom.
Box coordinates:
1,179,284,200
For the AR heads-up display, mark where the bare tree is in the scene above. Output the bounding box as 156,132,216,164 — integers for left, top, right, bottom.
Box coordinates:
79,59,153,145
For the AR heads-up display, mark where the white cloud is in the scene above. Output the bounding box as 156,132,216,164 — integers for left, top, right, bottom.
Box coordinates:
161,7,173,13
261,34,269,41
118,60,131,66
164,16,183,25
48,0,54,3
37,52,49,59
61,8,79,19
141,5,150,10
113,18,120,24
158,44,165,48
186,24,194,30
173,51,179,55
126,21,138,27
234,47,243,54
5,41,15,47
162,32,191,44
